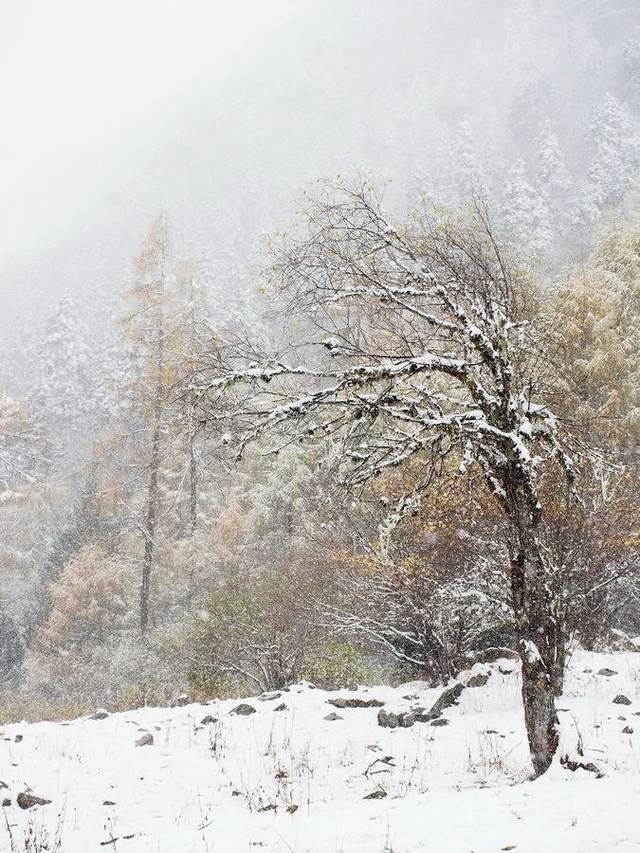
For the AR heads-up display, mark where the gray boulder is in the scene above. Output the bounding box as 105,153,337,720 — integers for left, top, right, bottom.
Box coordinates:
377,709,415,729
466,673,490,688
328,697,384,709
258,692,282,702
135,733,154,747
17,792,51,809
230,703,256,716
90,709,109,720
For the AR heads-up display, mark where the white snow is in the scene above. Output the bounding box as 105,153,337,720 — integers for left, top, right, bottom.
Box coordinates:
1,650,639,852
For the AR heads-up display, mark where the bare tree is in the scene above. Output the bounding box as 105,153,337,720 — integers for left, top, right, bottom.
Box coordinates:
197,180,580,777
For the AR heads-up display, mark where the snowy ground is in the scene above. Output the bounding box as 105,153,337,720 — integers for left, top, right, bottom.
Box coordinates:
1,650,639,852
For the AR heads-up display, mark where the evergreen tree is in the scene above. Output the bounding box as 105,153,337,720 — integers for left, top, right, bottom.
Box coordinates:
584,93,640,220
501,157,552,257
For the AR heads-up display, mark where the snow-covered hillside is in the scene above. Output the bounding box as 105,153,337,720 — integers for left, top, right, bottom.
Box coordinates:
1,650,639,852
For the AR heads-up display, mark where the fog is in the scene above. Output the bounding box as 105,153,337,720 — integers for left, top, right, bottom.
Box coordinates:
0,0,309,262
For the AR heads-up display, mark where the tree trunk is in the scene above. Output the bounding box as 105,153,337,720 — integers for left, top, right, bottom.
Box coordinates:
140,218,167,635
140,411,161,634
519,625,559,777
188,421,197,535
510,542,559,777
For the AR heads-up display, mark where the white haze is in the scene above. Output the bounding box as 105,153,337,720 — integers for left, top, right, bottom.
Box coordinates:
2,0,640,382
0,0,310,262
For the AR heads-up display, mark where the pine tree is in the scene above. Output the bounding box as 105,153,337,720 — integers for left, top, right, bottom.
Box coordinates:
584,94,640,220
501,158,552,257
35,296,92,475
448,120,488,203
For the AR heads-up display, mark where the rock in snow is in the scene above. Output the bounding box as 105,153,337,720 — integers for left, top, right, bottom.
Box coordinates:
257,692,282,702
377,709,415,729
612,694,632,705
467,673,490,688
328,697,384,709
89,709,110,720
17,791,51,809
427,683,465,718
230,704,256,716
135,733,154,747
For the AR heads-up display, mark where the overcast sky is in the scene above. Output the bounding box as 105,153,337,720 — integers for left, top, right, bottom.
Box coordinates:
0,0,308,264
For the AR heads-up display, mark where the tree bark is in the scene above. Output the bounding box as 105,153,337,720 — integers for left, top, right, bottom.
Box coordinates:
139,218,167,635
188,420,197,535
140,409,161,634
503,456,562,777
509,523,559,776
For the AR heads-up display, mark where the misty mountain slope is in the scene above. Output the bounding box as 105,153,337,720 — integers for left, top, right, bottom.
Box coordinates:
2,0,640,371
1,649,638,852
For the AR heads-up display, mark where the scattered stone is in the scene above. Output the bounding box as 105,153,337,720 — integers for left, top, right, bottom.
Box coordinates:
103,801,116,806
324,712,343,721
414,711,440,723
2,799,10,807
425,683,465,720
377,709,415,729
402,694,419,701
274,703,288,712
499,667,514,675
90,709,110,720
257,803,276,813
17,792,51,809
0,781,7,790
613,695,632,706
363,789,387,800
201,715,218,725
430,718,449,727
467,673,490,688
328,697,384,709
172,694,189,707
622,726,634,734
597,668,618,677
14,735,22,743
560,755,604,778
258,692,282,702
583,668,593,674
286,804,299,814
230,704,256,716
135,733,154,747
